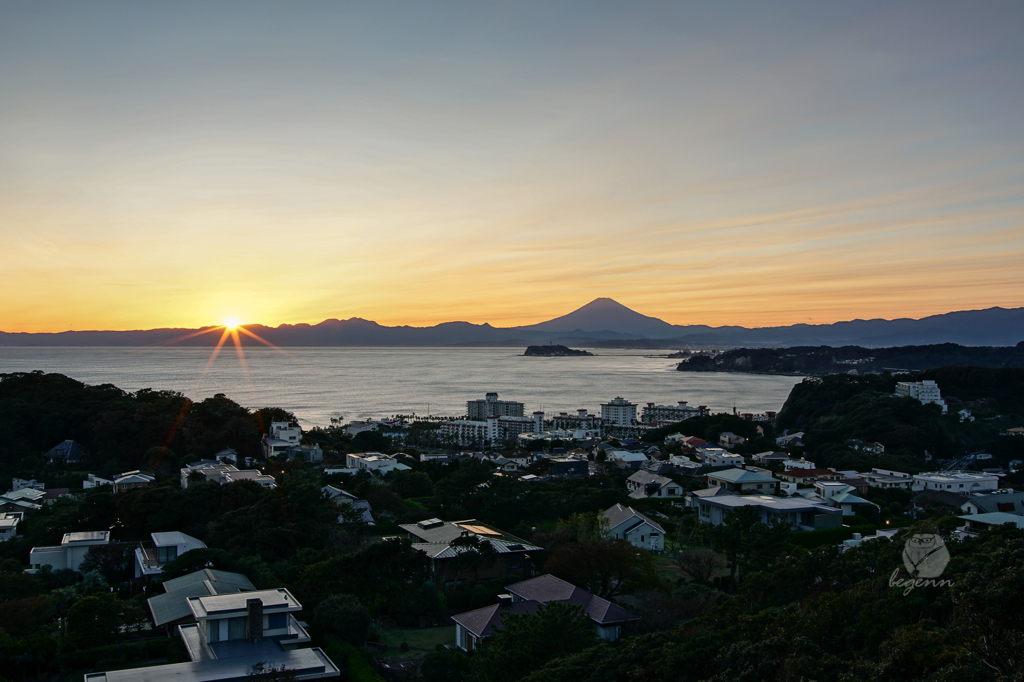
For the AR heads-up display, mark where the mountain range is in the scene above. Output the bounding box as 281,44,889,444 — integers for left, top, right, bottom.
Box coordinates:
2,298,1023,348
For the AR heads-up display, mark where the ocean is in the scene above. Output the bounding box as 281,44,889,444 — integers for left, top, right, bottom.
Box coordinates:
0,347,803,429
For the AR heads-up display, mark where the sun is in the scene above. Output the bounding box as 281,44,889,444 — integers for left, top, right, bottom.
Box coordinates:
223,317,241,329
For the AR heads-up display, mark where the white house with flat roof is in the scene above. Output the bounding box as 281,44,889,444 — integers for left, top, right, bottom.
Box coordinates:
913,471,1000,493
30,531,110,571
0,512,22,542
135,531,207,578
895,380,948,413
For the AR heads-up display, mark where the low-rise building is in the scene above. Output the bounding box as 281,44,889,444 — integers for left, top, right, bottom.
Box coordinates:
960,489,1024,516
322,486,373,524
696,494,843,530
147,568,257,636
44,439,89,465
813,482,880,516
400,519,541,590
113,470,155,494
97,583,340,682
959,512,1024,536
604,449,649,469
706,468,778,494
263,421,302,458
0,512,22,542
913,471,1000,493
30,531,110,571
451,574,639,651
699,447,745,468
846,439,885,455
602,503,665,551
625,470,682,500
83,473,114,489
345,451,411,474
135,531,207,578
861,468,914,489
718,432,746,449
778,468,843,485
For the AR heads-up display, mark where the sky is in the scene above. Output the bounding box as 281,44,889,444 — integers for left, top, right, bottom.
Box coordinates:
2,1,1023,333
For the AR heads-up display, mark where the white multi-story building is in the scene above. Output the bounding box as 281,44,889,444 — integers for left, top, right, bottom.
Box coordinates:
30,531,110,572
466,392,525,421
344,452,410,474
549,409,603,432
641,401,707,424
601,397,637,427
440,415,539,446
913,471,1000,493
895,380,948,413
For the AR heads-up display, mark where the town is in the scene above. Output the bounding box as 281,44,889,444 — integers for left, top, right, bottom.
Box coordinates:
0,368,1023,681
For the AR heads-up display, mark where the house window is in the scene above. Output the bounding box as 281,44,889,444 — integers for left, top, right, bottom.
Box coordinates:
157,546,177,563
227,617,247,640
641,535,645,543
268,613,287,630
508,554,523,569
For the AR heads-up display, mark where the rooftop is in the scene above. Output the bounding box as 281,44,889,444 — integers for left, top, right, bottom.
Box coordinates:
188,588,300,620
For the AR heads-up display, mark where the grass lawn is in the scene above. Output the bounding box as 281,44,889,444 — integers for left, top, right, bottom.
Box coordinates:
379,625,455,655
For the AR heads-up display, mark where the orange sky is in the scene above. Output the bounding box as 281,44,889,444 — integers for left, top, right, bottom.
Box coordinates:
2,2,1023,333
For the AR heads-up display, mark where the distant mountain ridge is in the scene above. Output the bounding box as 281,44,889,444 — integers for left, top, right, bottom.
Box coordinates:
2,299,1023,348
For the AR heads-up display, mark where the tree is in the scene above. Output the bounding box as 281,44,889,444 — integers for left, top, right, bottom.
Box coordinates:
66,594,121,648
544,537,658,599
246,662,297,681
468,602,599,682
673,549,724,585
706,506,791,591
313,594,371,646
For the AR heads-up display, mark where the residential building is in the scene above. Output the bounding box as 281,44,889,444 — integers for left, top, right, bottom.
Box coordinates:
113,470,155,494
626,470,682,500
506,574,639,640
813,482,880,516
98,584,340,682
30,531,110,571
959,512,1024,536
147,568,256,636
452,574,639,651
0,512,22,542
181,461,237,488
441,415,540,446
603,449,649,469
778,468,843,484
12,478,44,491
696,494,843,530
467,392,525,420
220,469,278,488
344,452,411,474
400,519,541,589
549,409,604,433
135,532,207,578
847,439,885,455
685,485,739,509
718,432,745,449
752,451,793,465
960,489,1024,516
641,401,707,424
602,503,665,551
895,379,948,413
549,458,588,477
263,421,303,458
912,471,1000,493
44,439,89,465
699,447,745,467
0,490,42,516
322,485,373,524
776,432,804,446
83,473,114,489
601,397,637,426
706,468,778,494
861,468,914,490
785,458,818,470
